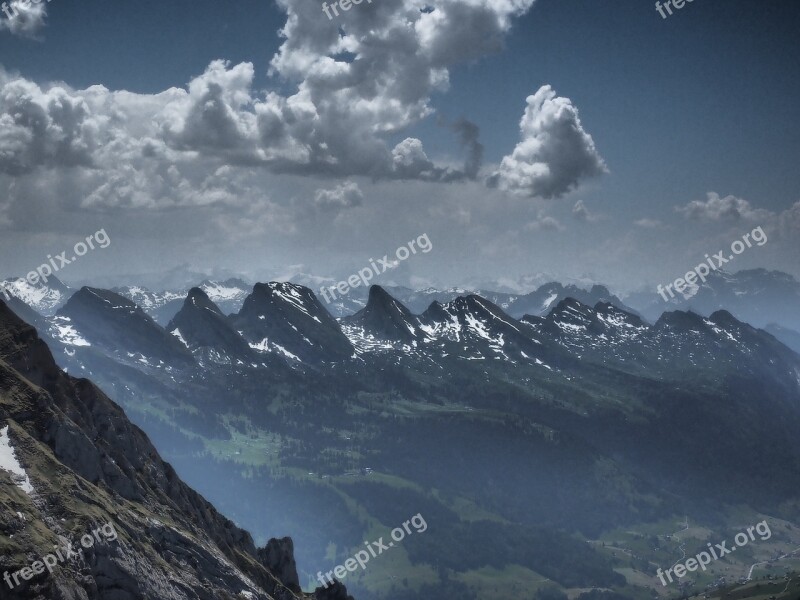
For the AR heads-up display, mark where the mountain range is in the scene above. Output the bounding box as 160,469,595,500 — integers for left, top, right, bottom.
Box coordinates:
6,267,799,332
3,273,800,599
625,268,800,331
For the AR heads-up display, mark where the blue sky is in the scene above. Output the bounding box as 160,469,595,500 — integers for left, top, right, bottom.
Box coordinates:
0,0,798,293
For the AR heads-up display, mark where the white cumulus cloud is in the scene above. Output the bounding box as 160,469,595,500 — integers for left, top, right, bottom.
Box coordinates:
524,213,563,232
0,0,545,216
261,0,537,179
488,85,607,199
313,181,364,210
675,192,773,222
0,0,47,38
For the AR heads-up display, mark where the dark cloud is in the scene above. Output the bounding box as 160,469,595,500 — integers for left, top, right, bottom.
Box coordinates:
449,117,484,179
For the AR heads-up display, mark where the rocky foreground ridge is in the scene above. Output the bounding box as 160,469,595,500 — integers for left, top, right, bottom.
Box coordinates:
0,299,354,600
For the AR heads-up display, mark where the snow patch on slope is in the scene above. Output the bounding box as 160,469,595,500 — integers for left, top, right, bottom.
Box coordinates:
272,284,322,323
249,337,303,362
2,277,67,315
171,328,189,348
50,316,91,347
201,281,248,302
0,425,35,494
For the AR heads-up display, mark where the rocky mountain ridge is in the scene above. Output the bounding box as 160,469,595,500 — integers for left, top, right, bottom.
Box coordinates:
0,299,354,600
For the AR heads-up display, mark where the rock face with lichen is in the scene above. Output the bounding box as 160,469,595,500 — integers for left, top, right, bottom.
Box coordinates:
0,299,353,600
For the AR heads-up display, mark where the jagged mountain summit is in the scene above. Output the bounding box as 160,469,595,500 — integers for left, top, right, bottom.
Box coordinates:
418,294,557,363
625,268,800,331
231,282,354,363
506,282,639,319
167,287,255,362
0,275,71,316
112,278,252,326
0,299,354,600
343,285,426,345
58,287,195,368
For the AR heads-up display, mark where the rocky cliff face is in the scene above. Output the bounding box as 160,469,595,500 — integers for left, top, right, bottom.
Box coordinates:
0,299,353,600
